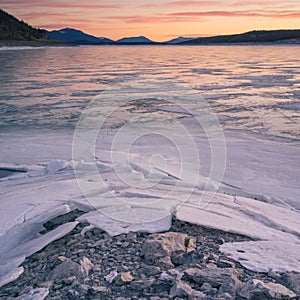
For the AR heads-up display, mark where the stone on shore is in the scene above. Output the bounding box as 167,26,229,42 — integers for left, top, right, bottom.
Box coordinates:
141,232,196,268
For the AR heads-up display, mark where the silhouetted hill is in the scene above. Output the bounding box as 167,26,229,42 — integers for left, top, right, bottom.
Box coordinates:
0,9,48,41
44,28,113,44
166,36,194,44
116,36,155,44
182,30,300,44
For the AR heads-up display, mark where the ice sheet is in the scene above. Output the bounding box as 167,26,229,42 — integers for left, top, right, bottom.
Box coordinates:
176,194,299,242
0,125,299,282
220,241,300,273
77,208,171,237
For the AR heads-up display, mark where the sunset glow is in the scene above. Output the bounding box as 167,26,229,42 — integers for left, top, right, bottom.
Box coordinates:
2,0,300,41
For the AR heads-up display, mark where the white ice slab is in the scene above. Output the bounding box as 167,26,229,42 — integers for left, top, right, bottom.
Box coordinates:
220,241,300,273
0,267,24,290
0,222,78,288
176,193,300,242
77,207,171,236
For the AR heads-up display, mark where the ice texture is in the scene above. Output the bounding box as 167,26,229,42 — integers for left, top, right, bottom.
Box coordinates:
220,241,300,273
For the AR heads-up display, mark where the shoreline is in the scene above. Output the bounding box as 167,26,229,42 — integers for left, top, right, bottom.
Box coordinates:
1,41,300,48
0,212,298,299
0,40,74,48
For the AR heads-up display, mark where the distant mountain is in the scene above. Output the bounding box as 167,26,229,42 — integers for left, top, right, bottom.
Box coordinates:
0,9,49,41
166,37,194,44
45,28,113,44
182,30,300,44
116,36,154,44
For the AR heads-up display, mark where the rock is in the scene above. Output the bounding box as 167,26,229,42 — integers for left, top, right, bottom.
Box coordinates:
238,279,296,299
154,272,175,294
169,280,206,299
130,278,155,291
57,255,67,262
199,283,217,296
62,276,77,285
79,256,93,277
48,259,87,281
218,276,243,297
159,271,176,283
186,237,197,251
104,270,119,283
169,280,194,298
141,232,196,268
114,272,134,285
172,250,203,266
140,265,162,276
168,268,184,280
188,290,206,300
184,268,241,289
15,288,49,300
277,272,300,295
217,259,236,269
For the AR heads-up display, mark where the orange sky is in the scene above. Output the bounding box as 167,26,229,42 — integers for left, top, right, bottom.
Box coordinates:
2,0,300,41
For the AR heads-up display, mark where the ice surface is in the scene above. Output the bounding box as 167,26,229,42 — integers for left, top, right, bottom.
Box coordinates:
176,194,299,242
177,194,300,273
0,46,299,286
2,221,78,261
220,241,300,273
0,126,299,280
51,102,85,108
0,267,24,290
0,255,24,288
77,208,171,236
0,222,78,287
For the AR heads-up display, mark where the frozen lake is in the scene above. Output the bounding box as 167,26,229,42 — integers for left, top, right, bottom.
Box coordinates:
0,45,299,140
0,45,299,286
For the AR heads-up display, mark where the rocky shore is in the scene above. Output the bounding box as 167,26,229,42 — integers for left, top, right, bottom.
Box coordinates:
0,40,73,48
0,211,299,300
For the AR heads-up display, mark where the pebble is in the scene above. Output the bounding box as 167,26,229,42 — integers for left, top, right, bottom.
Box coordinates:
0,216,298,300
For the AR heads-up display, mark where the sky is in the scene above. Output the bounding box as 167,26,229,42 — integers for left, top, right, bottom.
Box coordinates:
2,0,300,41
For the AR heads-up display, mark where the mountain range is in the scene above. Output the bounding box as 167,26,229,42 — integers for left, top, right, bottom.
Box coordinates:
44,28,300,45
1,9,300,46
44,28,157,45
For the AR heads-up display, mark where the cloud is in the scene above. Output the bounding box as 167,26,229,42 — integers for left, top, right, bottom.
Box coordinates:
168,10,300,18
1,0,121,9
108,15,202,23
230,1,280,7
138,1,219,8
272,12,300,18
230,0,299,7
107,9,300,24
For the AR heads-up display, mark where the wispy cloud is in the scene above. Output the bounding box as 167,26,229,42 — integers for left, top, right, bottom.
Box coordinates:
168,10,300,18
230,0,300,7
108,10,300,24
138,1,219,9
1,0,121,9
230,1,281,7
